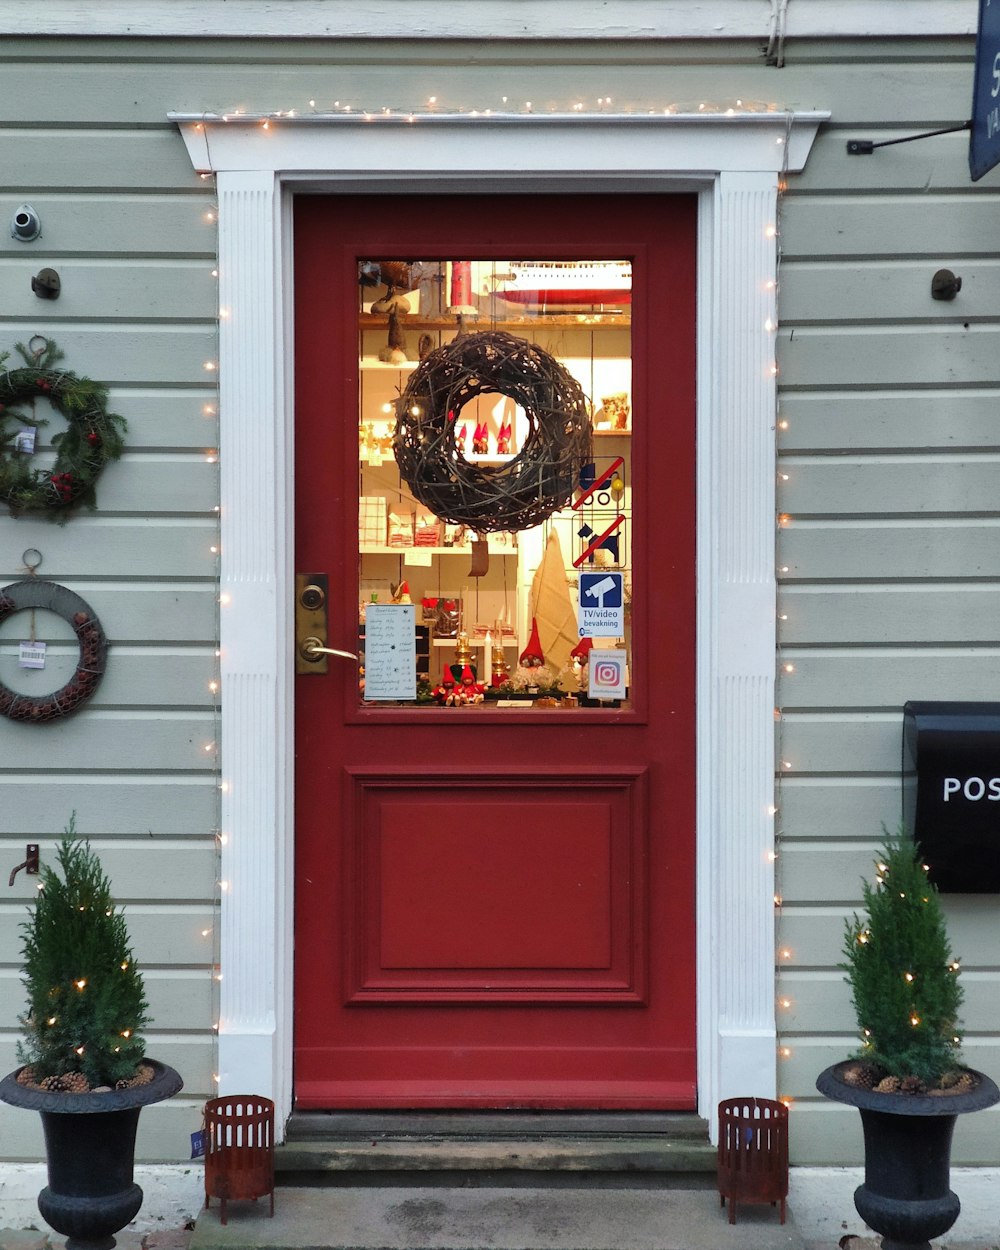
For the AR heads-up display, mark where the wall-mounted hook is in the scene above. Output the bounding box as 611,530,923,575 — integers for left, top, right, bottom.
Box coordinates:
9,843,40,887
31,268,60,300
931,269,962,301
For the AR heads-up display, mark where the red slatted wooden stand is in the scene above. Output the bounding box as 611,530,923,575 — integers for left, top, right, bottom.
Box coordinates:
717,1097,789,1225
204,1095,275,1225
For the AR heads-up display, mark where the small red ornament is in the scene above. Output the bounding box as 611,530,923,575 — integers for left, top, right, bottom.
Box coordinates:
86,431,100,446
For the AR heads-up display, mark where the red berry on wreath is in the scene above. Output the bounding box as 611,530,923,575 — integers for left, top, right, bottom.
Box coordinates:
87,431,100,446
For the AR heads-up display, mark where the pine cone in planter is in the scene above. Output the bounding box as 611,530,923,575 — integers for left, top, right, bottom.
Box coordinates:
874,1075,903,1093
61,1071,90,1093
900,1074,927,1095
39,1074,70,1092
115,1063,155,1091
841,1062,884,1089
951,1070,978,1093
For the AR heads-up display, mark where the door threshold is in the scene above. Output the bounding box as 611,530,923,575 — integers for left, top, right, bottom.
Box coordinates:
286,1110,708,1139
278,1110,715,1184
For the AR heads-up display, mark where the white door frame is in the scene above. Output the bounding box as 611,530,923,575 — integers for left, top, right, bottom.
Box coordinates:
172,109,827,1137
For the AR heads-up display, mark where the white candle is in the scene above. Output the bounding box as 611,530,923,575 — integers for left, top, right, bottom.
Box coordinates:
482,631,492,686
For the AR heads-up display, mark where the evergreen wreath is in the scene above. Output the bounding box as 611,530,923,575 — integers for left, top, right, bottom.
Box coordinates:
0,339,127,518
16,816,150,1090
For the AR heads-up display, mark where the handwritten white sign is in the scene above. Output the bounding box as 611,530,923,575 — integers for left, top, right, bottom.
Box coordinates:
363,604,416,701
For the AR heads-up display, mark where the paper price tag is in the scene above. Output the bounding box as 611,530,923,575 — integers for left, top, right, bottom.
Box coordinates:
19,641,47,670
14,428,36,454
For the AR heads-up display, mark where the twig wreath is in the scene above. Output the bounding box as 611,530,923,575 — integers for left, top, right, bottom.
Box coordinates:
393,331,592,533
0,578,108,723
0,339,127,519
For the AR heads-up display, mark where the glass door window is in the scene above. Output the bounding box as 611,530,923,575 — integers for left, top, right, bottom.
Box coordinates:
357,258,633,710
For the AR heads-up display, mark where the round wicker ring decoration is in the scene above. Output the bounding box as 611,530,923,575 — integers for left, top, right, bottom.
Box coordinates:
0,579,108,723
393,330,592,533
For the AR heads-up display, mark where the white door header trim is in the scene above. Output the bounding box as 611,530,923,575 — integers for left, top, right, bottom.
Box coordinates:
173,111,828,178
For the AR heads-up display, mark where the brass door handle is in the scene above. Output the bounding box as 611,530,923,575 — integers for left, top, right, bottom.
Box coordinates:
300,636,357,662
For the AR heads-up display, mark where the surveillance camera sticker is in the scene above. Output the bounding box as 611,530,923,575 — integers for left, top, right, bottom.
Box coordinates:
578,570,624,637
588,650,627,700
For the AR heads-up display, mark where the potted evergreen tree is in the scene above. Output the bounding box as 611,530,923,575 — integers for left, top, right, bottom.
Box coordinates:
0,821,183,1249
816,832,998,1250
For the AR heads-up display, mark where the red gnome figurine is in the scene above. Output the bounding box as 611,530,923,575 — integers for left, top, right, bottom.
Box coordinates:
519,618,545,668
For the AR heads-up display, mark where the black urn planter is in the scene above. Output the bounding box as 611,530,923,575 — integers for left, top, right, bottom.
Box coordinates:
0,1061,183,1250
817,1062,999,1250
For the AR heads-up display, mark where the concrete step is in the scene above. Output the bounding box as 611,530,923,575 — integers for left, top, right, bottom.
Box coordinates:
190,1185,806,1250
276,1113,717,1183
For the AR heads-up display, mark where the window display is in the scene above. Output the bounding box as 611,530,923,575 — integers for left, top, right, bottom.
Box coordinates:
357,259,632,709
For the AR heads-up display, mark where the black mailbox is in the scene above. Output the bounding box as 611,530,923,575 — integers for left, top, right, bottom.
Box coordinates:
903,701,1000,893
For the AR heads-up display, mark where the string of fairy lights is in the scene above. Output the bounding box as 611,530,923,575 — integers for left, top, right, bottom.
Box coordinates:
772,121,794,1109
191,95,800,1095
198,180,223,1088
188,93,788,128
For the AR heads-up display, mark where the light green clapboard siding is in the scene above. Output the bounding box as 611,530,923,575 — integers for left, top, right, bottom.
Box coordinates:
779,325,1000,387
0,778,217,832
777,970,1000,1034
782,585,1000,644
0,54,981,126
780,902,1000,968
0,904,216,967
0,968,215,1032
0,712,216,772
0,648,217,707
0,194,216,259
0,519,218,577
778,778,904,837
3,27,999,1169
101,392,222,450
0,327,216,383
783,455,1000,515
781,195,1000,260
780,259,1000,323
781,520,1000,580
778,390,1000,452
793,128,1000,193
777,651,1000,709
0,584,219,642
0,1097,208,1164
779,1101,1000,1166
1,841,216,904
0,260,218,321
2,129,202,192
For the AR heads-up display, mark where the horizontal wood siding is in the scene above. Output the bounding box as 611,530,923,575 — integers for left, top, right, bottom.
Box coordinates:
775,32,1000,1166
3,25,998,1167
1,38,220,1163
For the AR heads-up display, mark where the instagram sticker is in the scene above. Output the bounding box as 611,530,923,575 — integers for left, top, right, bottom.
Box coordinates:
588,651,627,700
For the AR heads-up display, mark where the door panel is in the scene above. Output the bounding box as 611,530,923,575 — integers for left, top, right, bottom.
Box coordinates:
342,769,647,1002
293,193,697,1109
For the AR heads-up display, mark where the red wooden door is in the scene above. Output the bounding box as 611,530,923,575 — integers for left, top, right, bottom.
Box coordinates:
293,193,696,1109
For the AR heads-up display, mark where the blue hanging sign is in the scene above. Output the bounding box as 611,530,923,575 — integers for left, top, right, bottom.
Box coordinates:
970,0,1000,180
